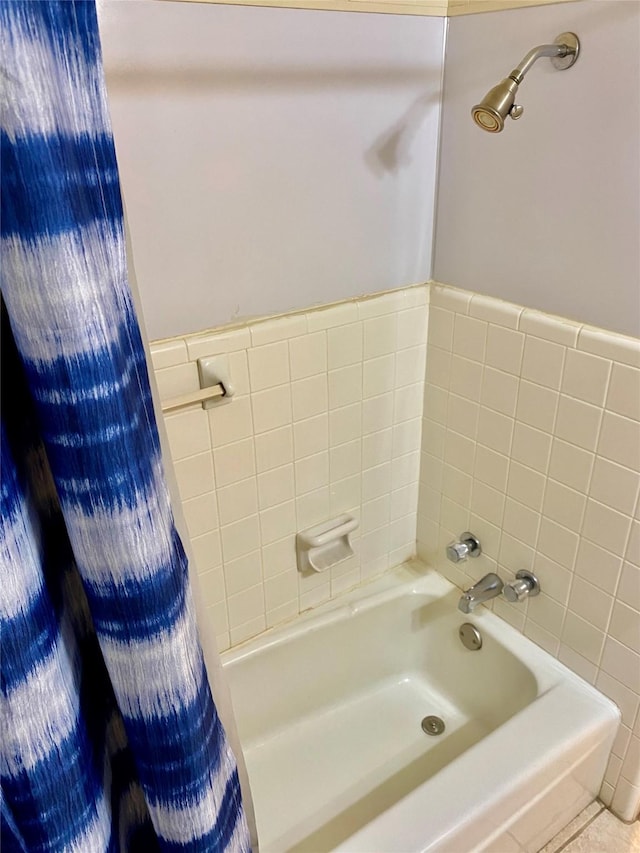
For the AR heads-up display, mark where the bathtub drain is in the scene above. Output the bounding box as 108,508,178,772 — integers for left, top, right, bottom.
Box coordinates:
421,715,445,736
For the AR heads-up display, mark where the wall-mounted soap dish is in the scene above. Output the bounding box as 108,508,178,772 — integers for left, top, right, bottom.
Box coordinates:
296,514,359,573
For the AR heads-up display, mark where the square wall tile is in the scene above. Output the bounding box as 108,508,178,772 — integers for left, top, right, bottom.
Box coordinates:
330,440,362,481
328,365,362,409
289,331,327,381
363,429,393,470
450,355,483,402
562,612,605,664
627,522,640,567
183,491,219,539
608,601,640,652
474,445,509,492
190,530,222,574
601,637,640,694
618,562,640,611
582,499,632,557
261,536,296,579
248,341,290,391
254,425,293,473
363,354,395,398
444,429,475,477
221,515,261,563
395,383,424,424
396,346,427,388
213,438,256,488
532,553,572,605
209,396,253,448
521,336,565,389
328,323,363,370
175,452,215,501
607,363,640,421
507,462,546,512
295,414,329,459
486,326,525,376
555,395,603,452
260,501,296,545
295,452,329,496
364,315,397,359
542,480,586,533
427,307,454,351
516,380,558,433
590,457,640,517
227,584,265,630
253,385,292,433
165,409,210,461
598,412,640,471
453,315,487,362
156,363,199,401
562,349,611,406
197,567,226,607
328,405,360,448
297,487,331,529
396,308,428,350
575,537,623,594
264,571,298,612
150,338,187,369
217,477,258,526
537,517,579,570
481,367,519,417
447,394,478,441
568,577,613,631
223,551,263,596
511,423,551,473
257,465,295,510
363,393,394,435
425,346,451,390
502,498,540,546
477,408,514,456
291,376,327,422
549,438,594,493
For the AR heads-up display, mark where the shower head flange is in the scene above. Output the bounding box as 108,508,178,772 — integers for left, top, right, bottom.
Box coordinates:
550,32,580,71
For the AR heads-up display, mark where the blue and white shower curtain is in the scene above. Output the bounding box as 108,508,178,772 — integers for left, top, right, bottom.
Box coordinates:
0,2,250,850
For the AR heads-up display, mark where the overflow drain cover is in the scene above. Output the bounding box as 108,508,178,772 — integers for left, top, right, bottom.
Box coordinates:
421,715,445,736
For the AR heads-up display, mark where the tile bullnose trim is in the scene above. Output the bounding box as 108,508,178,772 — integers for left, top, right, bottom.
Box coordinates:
427,280,640,356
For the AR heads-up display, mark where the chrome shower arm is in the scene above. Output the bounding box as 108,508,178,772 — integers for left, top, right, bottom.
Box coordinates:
509,43,568,84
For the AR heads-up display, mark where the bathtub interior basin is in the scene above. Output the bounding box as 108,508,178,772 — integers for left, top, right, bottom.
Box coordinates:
222,562,619,853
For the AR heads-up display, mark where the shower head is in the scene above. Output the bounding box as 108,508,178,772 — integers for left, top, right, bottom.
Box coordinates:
472,32,580,133
471,77,520,133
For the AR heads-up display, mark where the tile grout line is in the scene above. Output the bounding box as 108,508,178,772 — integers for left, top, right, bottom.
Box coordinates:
549,803,606,853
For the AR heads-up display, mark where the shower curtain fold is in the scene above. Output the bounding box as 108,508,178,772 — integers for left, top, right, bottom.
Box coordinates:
0,2,250,851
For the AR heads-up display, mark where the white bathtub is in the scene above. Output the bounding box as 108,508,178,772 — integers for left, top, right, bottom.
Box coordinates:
222,562,619,852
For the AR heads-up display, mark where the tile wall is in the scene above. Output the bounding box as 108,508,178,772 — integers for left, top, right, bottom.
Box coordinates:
150,286,428,651
417,282,640,819
151,279,640,820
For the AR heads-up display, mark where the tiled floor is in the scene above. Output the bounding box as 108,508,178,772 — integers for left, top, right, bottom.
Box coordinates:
542,802,640,852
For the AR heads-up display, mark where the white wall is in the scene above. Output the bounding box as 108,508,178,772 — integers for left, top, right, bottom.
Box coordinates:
434,0,640,338
98,1,444,340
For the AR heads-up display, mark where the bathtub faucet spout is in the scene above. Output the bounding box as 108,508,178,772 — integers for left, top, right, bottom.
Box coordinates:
458,573,504,613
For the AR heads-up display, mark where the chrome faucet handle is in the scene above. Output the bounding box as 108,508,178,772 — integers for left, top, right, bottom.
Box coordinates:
446,532,482,563
503,570,541,603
